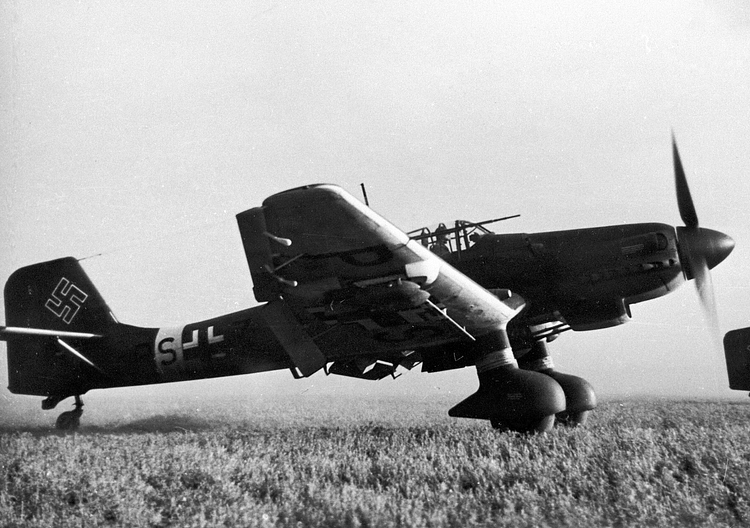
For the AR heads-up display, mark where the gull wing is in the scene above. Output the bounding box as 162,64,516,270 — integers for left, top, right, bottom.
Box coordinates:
237,184,523,378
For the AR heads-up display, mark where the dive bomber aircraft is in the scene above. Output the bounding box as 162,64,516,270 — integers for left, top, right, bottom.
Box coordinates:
0,139,737,432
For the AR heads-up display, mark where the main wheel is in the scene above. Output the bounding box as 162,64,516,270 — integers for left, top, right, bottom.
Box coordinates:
555,410,590,427
491,414,556,434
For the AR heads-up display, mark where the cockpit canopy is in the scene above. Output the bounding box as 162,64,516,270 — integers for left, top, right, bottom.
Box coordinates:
408,215,520,258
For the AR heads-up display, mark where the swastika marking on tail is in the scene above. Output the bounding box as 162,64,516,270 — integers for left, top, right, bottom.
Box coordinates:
46,278,88,324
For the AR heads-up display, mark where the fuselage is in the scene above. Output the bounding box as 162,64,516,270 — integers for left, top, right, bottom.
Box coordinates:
8,306,295,397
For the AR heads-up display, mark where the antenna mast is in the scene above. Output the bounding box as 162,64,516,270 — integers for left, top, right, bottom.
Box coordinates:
360,183,370,206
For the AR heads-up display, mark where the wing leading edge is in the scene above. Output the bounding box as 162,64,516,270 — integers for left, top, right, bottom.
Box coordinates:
237,184,524,378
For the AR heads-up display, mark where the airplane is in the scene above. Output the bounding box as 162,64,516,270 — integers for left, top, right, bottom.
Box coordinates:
0,138,735,432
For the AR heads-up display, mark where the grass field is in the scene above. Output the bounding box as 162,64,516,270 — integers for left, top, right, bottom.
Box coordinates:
2,394,750,527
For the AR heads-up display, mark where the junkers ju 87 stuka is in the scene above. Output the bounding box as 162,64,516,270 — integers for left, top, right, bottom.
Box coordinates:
1,138,735,432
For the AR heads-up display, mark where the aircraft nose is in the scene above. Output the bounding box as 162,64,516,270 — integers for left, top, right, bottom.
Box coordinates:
683,227,735,269
676,226,734,279
700,228,735,270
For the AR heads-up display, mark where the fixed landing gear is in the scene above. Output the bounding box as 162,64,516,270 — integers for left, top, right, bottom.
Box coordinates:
519,341,597,427
55,396,84,431
546,370,595,427
449,334,597,433
449,341,566,434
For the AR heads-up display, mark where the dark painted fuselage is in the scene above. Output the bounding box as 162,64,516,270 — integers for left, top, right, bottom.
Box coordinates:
8,306,294,398
447,223,685,331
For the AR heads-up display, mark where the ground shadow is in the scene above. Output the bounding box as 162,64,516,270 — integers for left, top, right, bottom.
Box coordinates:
0,414,220,436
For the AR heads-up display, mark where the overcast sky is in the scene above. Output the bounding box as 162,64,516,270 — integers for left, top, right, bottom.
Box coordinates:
2,1,750,421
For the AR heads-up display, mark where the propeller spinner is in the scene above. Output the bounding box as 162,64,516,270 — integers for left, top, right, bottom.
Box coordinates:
672,135,734,341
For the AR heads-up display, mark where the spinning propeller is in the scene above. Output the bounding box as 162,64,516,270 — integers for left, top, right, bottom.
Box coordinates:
672,134,734,344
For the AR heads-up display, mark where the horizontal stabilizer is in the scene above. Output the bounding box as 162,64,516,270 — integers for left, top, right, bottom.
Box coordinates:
0,326,102,340
723,328,750,390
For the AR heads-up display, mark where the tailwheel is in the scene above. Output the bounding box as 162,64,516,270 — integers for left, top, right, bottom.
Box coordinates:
55,396,83,431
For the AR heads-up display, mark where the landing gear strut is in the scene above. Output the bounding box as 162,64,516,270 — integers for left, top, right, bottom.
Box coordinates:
55,396,83,431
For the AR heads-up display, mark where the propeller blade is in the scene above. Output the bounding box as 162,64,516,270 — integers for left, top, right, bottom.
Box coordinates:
673,134,699,228
693,255,722,349
692,256,727,389
671,133,734,387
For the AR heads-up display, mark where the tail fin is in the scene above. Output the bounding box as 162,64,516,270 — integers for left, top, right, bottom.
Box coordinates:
724,328,750,391
5,257,116,333
3,257,117,396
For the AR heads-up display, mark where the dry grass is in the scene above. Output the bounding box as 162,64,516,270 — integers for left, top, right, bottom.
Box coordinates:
2,396,750,527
